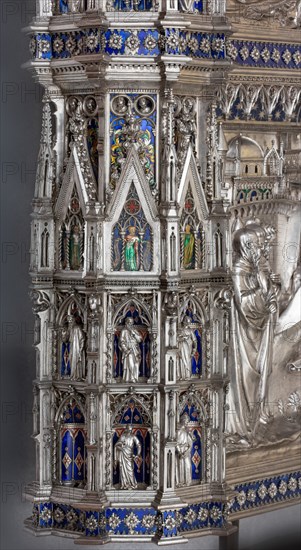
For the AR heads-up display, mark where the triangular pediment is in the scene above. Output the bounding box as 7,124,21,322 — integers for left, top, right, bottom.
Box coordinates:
106,146,158,223
104,147,160,275
177,145,209,221
55,145,97,222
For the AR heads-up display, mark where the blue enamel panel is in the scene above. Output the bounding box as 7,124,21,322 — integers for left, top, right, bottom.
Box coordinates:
32,472,301,536
39,502,53,527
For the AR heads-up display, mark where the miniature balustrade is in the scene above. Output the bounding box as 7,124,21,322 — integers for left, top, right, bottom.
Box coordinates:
233,177,277,205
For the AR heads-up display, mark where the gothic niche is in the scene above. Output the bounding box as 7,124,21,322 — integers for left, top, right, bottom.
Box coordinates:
176,391,207,487
113,303,151,382
180,185,205,270
40,223,50,269
60,189,84,271
112,183,153,272
178,298,203,379
57,396,87,487
214,224,224,269
59,301,86,380
112,397,151,490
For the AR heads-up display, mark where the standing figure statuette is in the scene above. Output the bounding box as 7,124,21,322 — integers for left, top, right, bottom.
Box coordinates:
175,414,194,487
120,318,142,382
114,426,142,489
178,316,197,380
68,315,86,380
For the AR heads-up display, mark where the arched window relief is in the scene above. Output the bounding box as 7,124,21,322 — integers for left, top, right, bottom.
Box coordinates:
43,155,49,197
89,229,95,272
113,303,151,381
58,398,87,486
112,183,153,272
214,226,223,268
170,229,176,271
112,398,151,489
41,226,49,268
60,189,84,271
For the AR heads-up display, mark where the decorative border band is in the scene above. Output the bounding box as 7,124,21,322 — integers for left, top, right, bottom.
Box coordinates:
29,29,301,69
31,501,225,538
229,470,301,515
28,471,301,539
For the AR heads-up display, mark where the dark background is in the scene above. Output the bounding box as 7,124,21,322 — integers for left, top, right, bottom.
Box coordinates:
0,1,300,548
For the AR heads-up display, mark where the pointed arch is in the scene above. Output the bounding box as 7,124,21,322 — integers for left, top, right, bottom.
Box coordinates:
40,227,50,268
55,393,86,425
113,296,151,327
111,395,152,428
104,147,160,275
111,183,153,272
264,145,281,176
179,293,207,324
112,299,151,380
178,390,208,424
55,394,87,486
177,389,208,484
179,184,205,270
56,295,84,326
178,145,209,221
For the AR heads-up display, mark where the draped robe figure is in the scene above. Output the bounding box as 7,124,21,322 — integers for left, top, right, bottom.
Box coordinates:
178,316,197,380
59,0,69,13
68,316,86,380
175,415,194,487
179,0,195,12
183,224,195,269
225,226,277,443
114,426,142,489
70,225,81,270
119,318,142,382
124,226,139,271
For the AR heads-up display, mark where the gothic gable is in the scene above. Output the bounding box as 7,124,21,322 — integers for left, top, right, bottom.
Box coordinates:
178,145,209,222
104,147,160,275
54,146,92,223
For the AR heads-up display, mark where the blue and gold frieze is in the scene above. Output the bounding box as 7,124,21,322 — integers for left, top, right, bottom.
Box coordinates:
107,508,157,535
31,471,301,537
30,477,297,537
230,471,301,515
228,40,301,69
29,29,226,60
177,501,224,532
30,29,301,70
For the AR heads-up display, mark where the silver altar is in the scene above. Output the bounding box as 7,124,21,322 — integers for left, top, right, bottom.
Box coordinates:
24,0,301,546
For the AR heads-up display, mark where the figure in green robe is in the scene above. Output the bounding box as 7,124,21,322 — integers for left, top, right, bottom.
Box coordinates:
183,224,195,269
70,224,81,270
124,226,139,271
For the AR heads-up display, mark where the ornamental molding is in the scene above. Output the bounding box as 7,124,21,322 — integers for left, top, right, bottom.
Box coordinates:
216,82,301,121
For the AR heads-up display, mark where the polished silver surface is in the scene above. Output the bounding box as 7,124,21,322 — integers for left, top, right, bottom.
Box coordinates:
24,0,301,545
